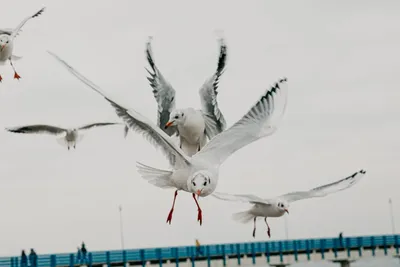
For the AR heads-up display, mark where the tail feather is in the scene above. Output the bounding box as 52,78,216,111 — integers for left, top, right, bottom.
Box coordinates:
136,161,173,189
232,210,254,224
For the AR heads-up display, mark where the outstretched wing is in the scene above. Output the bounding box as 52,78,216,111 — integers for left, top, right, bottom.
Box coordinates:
199,38,228,139
11,7,46,40
0,28,12,35
278,169,366,203
5,124,66,135
212,192,270,205
78,122,122,131
48,51,191,167
193,78,288,167
145,37,177,136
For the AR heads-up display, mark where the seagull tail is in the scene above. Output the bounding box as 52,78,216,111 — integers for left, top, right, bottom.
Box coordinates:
136,161,174,189
232,210,254,224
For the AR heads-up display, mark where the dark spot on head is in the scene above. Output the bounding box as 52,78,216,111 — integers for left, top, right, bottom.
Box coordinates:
192,182,196,186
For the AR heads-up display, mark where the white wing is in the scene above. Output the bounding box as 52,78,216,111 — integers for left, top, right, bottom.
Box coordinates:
145,37,178,136
0,28,13,35
277,169,366,203
10,7,46,40
212,192,270,205
47,51,191,167
78,122,122,131
199,38,227,139
192,78,288,167
5,124,66,135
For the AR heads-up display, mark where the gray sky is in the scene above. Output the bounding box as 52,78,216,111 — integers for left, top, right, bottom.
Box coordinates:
0,0,399,257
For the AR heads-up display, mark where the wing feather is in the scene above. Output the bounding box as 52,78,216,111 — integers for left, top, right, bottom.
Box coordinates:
78,122,122,131
279,169,366,203
193,78,288,167
5,124,66,135
11,7,46,40
145,37,177,136
200,38,228,139
47,51,191,167
212,192,270,205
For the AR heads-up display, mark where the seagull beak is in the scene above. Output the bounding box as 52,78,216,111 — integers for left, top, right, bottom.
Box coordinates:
0,45,5,52
196,190,201,199
284,209,289,214
164,121,174,129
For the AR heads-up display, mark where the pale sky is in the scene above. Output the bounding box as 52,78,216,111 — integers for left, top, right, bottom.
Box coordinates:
0,0,399,257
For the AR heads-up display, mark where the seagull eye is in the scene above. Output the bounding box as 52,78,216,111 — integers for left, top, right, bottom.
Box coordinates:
203,182,207,186
174,115,179,119
192,182,196,186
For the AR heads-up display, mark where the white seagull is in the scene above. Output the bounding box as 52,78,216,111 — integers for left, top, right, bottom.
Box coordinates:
5,122,126,150
47,50,288,225
0,7,46,82
145,37,227,157
212,169,366,238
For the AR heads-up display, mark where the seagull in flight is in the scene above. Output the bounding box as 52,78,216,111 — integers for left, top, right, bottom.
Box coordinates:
47,50,288,226
212,169,366,238
0,7,46,82
6,122,126,150
145,37,227,157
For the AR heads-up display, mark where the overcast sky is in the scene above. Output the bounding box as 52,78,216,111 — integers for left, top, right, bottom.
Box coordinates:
0,0,399,257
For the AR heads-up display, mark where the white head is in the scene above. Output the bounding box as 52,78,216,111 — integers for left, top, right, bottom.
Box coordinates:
0,35,10,52
276,200,289,215
164,109,186,129
187,171,213,197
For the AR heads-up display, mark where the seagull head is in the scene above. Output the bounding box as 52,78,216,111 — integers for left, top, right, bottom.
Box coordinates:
0,35,10,52
277,201,289,214
188,171,213,198
165,110,185,129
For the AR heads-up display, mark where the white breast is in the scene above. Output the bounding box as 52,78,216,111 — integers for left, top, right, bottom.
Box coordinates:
178,110,206,144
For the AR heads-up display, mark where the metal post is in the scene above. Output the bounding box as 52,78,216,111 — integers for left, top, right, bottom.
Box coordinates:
389,198,396,234
119,205,125,250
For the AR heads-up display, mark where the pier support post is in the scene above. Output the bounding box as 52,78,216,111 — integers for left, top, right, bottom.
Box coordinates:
269,264,290,267
331,259,356,267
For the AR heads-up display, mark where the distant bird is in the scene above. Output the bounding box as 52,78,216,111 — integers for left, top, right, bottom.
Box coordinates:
212,169,366,238
46,49,288,226
145,36,228,157
5,122,126,150
0,7,46,82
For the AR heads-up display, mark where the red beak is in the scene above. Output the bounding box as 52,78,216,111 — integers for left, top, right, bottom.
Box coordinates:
0,45,5,52
284,209,289,214
164,121,173,129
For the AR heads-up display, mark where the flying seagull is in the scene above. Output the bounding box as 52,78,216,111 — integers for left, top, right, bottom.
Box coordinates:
212,169,366,238
47,50,288,225
145,37,227,156
6,122,126,150
0,7,46,82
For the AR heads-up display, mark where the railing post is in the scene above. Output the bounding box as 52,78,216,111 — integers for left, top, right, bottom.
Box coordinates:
395,235,399,255
156,248,162,267
173,248,179,267
279,241,283,263
190,247,195,267
140,249,145,267
106,251,111,267
122,250,127,267
371,236,376,257
357,237,362,257
306,240,310,261
250,243,255,265
383,236,388,255
206,246,211,267
236,244,241,266
10,257,14,267
346,238,351,258
69,254,74,267
222,245,226,267
50,255,56,267
265,242,270,263
321,239,325,260
333,238,338,258
88,253,93,267
293,240,298,261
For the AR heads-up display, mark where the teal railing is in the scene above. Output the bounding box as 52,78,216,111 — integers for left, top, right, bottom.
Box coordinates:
1,234,399,267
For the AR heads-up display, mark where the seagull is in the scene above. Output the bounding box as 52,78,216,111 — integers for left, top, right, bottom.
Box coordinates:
212,169,366,238
145,37,227,157
5,122,126,150
0,7,46,82
47,50,288,225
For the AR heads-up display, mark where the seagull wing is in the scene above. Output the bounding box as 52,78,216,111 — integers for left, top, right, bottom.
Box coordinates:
278,169,366,203
145,37,178,136
78,122,122,131
199,38,228,139
192,78,288,167
48,51,191,167
212,192,271,205
5,124,66,135
11,7,46,40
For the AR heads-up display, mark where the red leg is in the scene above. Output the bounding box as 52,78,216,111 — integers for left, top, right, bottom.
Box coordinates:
192,193,203,225
0,75,2,82
9,59,21,80
166,190,178,224
264,217,271,238
252,217,257,238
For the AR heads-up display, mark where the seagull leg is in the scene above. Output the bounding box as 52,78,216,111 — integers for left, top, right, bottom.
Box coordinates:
166,190,178,224
192,193,203,225
264,217,271,238
9,59,21,80
252,217,257,238
0,74,2,82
